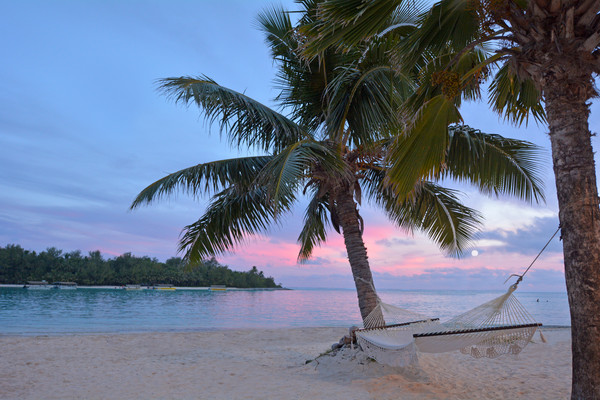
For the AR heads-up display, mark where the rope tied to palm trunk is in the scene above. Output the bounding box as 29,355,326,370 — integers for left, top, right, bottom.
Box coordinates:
505,225,561,287
355,276,379,301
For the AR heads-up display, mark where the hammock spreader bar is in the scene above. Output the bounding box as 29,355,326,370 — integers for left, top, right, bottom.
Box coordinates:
358,318,440,333
413,322,542,338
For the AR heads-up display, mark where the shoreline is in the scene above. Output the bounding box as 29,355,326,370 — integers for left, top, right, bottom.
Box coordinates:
1,327,571,399
1,283,568,292
0,324,573,338
0,283,288,291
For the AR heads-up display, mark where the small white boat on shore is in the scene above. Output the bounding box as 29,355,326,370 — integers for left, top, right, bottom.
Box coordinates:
123,285,142,290
151,284,176,291
23,281,51,290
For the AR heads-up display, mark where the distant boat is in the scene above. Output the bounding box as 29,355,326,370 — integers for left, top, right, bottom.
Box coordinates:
23,281,51,290
123,285,142,290
51,282,77,289
209,285,227,291
151,284,175,291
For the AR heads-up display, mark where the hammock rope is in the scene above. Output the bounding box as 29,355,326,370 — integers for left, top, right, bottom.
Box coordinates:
505,225,561,286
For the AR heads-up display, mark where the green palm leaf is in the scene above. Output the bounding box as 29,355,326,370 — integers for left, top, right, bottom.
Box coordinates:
379,2,425,38
255,140,341,213
158,77,306,152
179,184,295,262
403,46,490,114
401,0,482,66
256,5,296,61
489,63,545,125
130,156,271,209
258,4,360,134
444,125,546,203
297,191,330,261
394,182,483,256
387,94,463,197
326,35,415,144
302,0,420,56
364,168,482,255
328,65,403,142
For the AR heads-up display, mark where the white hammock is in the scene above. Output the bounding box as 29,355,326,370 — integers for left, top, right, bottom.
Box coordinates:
355,284,541,367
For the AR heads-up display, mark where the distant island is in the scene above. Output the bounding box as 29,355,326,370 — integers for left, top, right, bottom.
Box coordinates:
0,244,281,288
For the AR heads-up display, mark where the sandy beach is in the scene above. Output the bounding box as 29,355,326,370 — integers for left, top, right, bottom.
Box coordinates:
0,327,570,399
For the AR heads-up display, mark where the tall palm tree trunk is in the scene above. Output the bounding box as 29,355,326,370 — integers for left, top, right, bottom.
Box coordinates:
336,187,379,322
544,82,600,399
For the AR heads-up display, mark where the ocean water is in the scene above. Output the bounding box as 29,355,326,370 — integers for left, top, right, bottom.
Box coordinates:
0,287,569,335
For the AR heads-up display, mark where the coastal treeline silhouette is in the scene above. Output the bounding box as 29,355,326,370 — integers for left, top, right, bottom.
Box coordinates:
0,244,280,288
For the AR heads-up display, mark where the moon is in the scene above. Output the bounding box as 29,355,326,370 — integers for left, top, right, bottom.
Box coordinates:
471,250,479,257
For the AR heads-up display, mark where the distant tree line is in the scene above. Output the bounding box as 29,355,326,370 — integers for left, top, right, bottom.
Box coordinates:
0,244,280,288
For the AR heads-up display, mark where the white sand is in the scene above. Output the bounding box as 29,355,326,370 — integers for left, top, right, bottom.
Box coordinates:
0,327,571,399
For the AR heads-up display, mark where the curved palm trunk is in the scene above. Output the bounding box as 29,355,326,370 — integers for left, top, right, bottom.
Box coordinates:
544,83,600,399
336,187,379,322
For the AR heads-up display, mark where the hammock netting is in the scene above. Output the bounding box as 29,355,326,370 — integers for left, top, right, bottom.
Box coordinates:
355,284,541,367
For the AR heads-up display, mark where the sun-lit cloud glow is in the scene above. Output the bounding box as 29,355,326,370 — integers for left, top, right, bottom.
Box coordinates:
212,202,565,291
218,199,564,290
476,198,557,232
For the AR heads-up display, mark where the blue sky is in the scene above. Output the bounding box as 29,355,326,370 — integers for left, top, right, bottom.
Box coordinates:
2,1,598,291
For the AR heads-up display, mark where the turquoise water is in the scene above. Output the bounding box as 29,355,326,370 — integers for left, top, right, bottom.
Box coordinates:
0,287,569,335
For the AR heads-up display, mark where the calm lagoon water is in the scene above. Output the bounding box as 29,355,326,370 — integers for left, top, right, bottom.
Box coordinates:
0,287,569,335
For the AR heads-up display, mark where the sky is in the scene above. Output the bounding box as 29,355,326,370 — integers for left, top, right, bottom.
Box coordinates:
1,1,599,291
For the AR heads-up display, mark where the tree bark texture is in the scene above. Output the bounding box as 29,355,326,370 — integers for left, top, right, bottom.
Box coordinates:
336,188,379,322
544,82,600,400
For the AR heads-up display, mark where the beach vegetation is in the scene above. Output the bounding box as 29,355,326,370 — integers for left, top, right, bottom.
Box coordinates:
131,1,544,322
305,0,600,396
0,244,279,288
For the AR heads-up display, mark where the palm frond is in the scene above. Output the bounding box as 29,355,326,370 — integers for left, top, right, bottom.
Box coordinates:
302,0,424,56
273,44,349,132
255,140,341,213
444,125,546,203
401,0,483,67
327,65,409,144
488,63,545,125
325,35,416,144
379,1,425,38
454,45,493,102
373,175,482,256
403,54,449,114
399,182,482,256
297,191,330,261
256,5,296,62
179,184,295,262
404,45,493,115
158,77,306,152
130,156,272,209
386,95,463,198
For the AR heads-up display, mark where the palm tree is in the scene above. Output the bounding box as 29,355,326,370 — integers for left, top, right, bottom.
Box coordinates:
307,0,600,397
131,1,544,322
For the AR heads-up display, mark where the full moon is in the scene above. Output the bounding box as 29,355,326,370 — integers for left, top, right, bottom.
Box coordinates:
471,250,479,257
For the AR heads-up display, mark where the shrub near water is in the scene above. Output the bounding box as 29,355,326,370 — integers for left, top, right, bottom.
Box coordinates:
0,244,280,288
